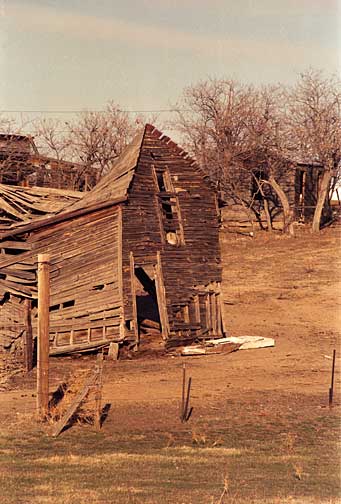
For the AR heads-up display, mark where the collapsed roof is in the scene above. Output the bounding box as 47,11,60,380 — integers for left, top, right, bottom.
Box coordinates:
0,184,83,233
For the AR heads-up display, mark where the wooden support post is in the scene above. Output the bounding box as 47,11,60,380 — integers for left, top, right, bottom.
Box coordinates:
180,363,193,423
329,349,336,408
183,377,192,422
129,252,139,350
23,298,33,373
217,282,226,336
205,293,212,335
37,254,50,420
180,363,186,420
155,252,170,340
108,342,119,360
94,353,104,431
117,207,125,340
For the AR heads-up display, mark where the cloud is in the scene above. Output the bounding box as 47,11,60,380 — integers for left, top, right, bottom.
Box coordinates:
4,2,337,69
141,0,338,16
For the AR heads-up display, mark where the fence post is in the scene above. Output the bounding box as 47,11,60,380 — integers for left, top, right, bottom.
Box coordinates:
37,254,50,420
23,298,33,372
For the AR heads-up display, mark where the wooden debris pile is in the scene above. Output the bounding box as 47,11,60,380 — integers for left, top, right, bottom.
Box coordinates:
140,318,161,336
0,184,84,354
0,183,83,232
50,355,104,436
49,370,95,423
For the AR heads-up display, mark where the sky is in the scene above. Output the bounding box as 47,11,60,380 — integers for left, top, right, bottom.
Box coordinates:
0,0,340,121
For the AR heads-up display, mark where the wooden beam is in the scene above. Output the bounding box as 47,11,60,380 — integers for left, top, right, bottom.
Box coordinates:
129,252,139,348
23,298,33,373
0,196,127,240
51,372,97,437
37,253,50,420
155,251,170,340
49,338,119,356
117,206,125,340
0,250,36,270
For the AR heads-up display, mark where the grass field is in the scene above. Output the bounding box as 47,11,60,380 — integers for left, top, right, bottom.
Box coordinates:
0,406,340,504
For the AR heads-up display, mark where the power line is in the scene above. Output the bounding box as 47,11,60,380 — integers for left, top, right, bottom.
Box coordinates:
0,108,186,114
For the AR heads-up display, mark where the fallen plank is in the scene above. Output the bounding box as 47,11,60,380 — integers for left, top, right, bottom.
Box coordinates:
51,372,98,437
140,319,160,330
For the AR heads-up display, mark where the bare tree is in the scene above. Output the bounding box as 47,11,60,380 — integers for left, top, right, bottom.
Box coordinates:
66,102,142,179
33,118,72,161
174,78,294,234
31,104,147,189
287,69,341,232
0,114,17,134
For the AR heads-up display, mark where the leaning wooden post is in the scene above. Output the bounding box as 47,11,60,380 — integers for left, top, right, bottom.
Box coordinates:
329,349,336,408
180,363,186,421
37,254,50,420
23,298,33,372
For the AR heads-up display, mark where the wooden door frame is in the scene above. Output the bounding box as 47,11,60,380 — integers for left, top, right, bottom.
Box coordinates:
154,251,170,340
129,251,170,345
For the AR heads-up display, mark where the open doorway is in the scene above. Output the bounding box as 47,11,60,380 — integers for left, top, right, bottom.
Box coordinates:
134,264,162,348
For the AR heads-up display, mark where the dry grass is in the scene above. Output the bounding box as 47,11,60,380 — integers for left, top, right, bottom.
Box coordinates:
0,410,339,504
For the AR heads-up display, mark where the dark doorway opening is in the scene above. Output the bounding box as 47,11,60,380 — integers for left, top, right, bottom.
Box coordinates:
134,265,162,346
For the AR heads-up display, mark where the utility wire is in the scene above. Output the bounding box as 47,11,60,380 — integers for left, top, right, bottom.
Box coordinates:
0,108,187,114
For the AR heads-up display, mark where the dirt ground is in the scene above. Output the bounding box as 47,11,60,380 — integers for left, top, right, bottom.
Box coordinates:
0,225,340,503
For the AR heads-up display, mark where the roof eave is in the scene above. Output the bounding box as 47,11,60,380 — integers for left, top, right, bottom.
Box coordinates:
0,195,127,240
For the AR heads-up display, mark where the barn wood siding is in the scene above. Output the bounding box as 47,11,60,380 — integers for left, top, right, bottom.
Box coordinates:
28,207,122,352
122,128,222,344
0,295,26,350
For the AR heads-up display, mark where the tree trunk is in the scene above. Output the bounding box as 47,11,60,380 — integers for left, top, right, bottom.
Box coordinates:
254,177,272,233
263,198,273,233
236,196,256,237
265,176,295,236
312,169,333,233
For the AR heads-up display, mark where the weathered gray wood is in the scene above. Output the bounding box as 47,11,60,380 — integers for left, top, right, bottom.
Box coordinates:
1,124,224,352
49,338,117,356
0,196,127,240
23,298,33,372
129,252,139,347
108,342,119,360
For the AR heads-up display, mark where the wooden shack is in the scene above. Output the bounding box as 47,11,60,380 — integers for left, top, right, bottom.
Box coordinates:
0,133,38,185
221,155,331,232
0,133,95,191
0,124,223,355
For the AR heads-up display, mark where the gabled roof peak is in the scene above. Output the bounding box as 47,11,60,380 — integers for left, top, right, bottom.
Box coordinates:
28,123,214,217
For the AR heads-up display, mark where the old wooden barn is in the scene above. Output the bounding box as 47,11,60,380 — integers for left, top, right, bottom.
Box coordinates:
0,124,223,356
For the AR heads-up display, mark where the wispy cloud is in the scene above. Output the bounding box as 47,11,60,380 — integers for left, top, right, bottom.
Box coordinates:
140,0,338,16
4,1,333,68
